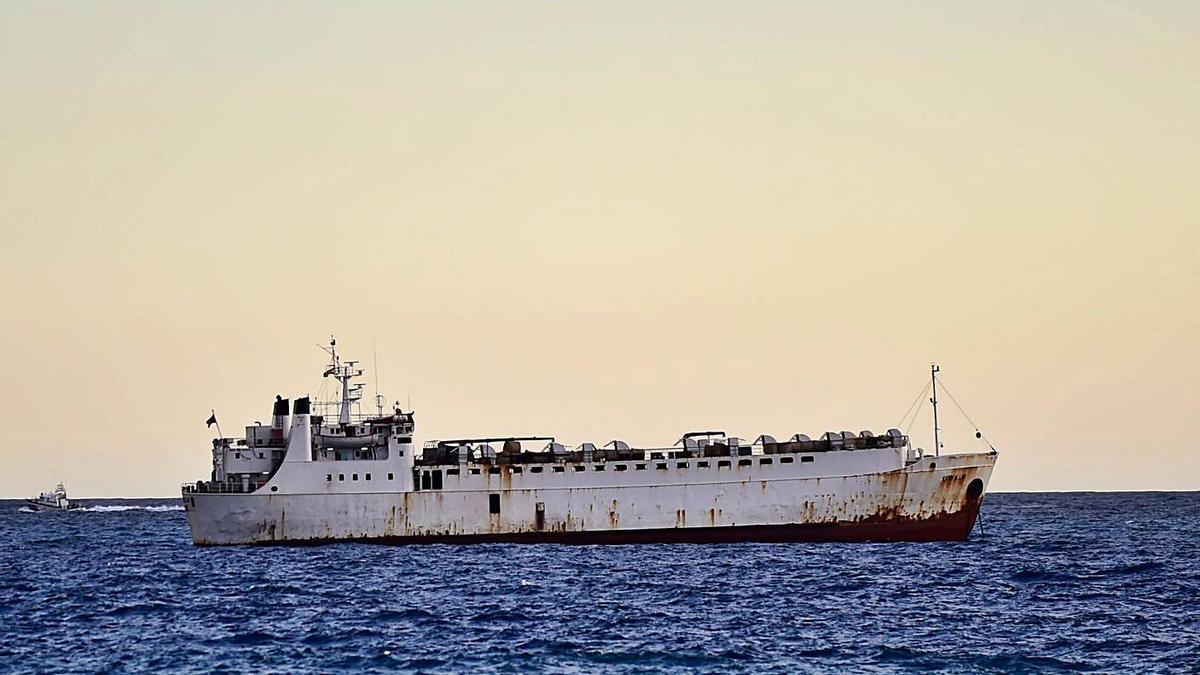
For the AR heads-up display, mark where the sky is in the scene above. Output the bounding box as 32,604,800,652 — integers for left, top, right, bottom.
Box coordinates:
0,1,1196,497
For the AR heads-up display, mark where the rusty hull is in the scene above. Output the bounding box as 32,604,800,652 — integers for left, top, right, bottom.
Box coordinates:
185,451,996,546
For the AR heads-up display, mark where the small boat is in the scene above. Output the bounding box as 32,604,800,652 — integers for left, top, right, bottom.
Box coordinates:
25,483,85,511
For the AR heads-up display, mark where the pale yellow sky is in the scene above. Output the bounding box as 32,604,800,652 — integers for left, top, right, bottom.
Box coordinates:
1,2,1196,497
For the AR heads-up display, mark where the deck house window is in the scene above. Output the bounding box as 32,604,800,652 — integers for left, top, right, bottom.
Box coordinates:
801,456,814,463
338,474,345,481
365,473,372,480
677,462,688,469
489,494,501,514
432,470,443,490
615,465,628,472
388,472,395,479
326,474,332,482
759,458,772,465
656,463,667,470
698,461,709,468
718,460,731,468
780,456,794,464
421,472,431,490
553,466,565,473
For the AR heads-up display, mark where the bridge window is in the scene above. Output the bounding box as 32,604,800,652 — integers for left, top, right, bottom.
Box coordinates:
489,494,500,514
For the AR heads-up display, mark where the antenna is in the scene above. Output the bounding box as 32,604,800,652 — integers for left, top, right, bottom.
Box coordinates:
930,363,941,457
372,333,384,416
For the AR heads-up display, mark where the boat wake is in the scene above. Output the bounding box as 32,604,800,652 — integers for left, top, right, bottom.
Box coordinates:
80,505,184,513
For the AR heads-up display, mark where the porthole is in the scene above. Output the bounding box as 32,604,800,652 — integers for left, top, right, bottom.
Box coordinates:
270,486,278,492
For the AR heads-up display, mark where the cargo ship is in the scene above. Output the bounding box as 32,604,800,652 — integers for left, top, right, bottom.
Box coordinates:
182,339,997,546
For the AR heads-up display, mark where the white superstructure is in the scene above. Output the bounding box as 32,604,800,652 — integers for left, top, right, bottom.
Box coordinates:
183,340,997,546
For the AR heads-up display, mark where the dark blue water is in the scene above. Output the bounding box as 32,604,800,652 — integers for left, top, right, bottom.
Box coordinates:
1,493,1197,673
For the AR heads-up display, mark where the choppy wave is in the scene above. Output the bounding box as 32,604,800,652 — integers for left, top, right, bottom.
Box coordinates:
1,492,1197,673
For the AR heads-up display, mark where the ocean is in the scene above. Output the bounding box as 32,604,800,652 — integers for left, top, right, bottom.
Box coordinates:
1,492,1197,673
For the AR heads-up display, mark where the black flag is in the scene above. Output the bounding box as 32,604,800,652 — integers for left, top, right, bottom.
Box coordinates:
206,413,218,428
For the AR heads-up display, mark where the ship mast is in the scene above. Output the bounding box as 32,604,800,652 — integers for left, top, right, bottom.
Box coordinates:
930,363,941,457
321,336,364,425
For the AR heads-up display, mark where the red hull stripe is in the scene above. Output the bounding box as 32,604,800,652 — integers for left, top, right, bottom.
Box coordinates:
229,502,983,547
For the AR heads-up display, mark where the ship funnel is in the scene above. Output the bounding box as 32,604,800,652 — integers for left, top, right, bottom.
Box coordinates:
285,397,312,462
271,395,290,439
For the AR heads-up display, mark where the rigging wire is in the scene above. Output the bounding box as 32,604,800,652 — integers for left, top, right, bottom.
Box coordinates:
935,376,998,452
897,380,932,433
